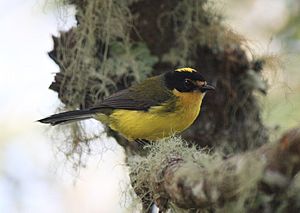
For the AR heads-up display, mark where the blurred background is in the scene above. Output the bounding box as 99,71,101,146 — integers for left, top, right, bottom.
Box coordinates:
0,0,299,212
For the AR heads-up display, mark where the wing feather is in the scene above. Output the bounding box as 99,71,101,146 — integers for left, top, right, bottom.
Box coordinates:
90,75,174,111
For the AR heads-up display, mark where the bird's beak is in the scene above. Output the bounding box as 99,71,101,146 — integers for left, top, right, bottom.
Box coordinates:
200,84,215,93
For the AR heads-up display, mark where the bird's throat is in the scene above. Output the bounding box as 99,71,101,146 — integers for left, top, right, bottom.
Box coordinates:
172,89,205,108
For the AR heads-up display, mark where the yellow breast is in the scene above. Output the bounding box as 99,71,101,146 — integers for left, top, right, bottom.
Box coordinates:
101,91,204,141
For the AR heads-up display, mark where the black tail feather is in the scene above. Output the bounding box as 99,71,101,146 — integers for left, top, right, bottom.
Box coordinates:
38,109,94,125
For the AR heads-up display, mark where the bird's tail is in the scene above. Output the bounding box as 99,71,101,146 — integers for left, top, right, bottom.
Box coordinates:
38,109,94,125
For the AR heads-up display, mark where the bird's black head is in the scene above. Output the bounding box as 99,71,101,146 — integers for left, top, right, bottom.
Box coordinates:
164,68,215,93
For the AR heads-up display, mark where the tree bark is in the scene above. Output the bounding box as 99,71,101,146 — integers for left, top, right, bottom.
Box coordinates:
49,0,268,153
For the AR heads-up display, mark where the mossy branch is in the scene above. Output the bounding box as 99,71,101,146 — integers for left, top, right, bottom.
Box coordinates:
129,128,300,211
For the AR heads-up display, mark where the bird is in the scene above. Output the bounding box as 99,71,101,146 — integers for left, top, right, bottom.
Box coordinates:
38,67,215,142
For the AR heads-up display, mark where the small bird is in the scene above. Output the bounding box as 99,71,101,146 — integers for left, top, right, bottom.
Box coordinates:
38,68,215,141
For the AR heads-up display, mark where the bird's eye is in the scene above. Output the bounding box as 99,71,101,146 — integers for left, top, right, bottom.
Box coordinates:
184,79,193,89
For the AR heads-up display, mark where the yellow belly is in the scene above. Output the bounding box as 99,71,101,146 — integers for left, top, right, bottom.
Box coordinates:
98,92,204,141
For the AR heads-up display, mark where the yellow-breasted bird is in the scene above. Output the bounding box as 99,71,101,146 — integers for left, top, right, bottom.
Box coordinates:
38,68,215,141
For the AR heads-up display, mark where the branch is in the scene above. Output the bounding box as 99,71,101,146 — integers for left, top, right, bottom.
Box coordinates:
129,128,300,211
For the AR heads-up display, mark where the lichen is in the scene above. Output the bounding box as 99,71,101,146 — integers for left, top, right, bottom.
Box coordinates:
127,136,267,212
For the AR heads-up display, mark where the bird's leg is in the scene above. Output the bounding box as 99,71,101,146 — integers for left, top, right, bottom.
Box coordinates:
134,138,151,149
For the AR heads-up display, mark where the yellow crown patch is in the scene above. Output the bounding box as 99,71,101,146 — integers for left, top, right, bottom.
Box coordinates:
175,67,196,73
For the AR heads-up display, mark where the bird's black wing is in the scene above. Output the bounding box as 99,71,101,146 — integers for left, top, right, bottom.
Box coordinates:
90,76,175,111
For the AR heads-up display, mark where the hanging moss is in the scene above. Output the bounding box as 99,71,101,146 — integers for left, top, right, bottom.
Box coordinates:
48,0,159,157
